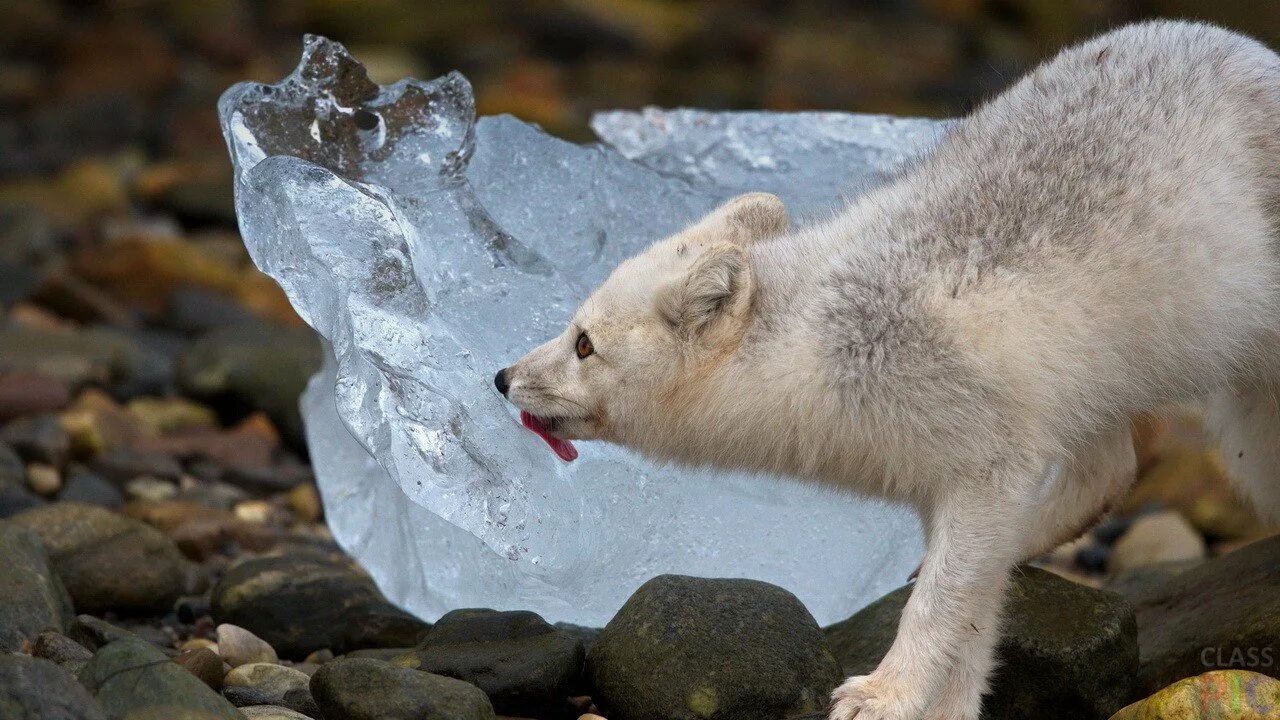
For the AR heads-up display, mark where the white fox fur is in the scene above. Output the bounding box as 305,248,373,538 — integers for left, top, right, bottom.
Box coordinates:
502,21,1280,720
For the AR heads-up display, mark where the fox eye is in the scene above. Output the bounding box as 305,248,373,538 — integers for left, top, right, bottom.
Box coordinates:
575,332,594,359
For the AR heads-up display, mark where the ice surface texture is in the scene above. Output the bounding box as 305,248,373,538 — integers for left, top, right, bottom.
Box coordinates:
219,36,945,626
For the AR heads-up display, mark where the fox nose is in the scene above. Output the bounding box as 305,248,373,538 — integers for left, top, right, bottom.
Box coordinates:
494,368,510,396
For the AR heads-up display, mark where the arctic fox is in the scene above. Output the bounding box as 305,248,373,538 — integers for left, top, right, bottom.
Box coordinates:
498,21,1280,720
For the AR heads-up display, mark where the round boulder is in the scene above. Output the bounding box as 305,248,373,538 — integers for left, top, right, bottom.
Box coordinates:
9,503,187,614
311,657,495,720
825,565,1137,720
211,553,429,658
588,575,842,720
78,638,241,719
396,609,584,717
0,653,105,720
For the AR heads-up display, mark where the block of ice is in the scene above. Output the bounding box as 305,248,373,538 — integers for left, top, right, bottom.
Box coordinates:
219,36,945,626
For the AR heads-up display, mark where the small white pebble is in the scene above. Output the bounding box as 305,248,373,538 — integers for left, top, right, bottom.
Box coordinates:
25,463,61,496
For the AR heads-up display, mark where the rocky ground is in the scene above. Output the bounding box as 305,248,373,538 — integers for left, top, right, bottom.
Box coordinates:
4,2,1280,720
1,210,1277,720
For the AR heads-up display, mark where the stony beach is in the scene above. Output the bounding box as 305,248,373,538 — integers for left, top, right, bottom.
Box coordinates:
4,2,1280,719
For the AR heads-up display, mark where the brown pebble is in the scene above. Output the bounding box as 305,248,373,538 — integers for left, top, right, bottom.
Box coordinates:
0,371,71,422
180,640,218,657
31,631,93,664
216,623,278,667
174,647,227,690
287,484,323,523
303,648,333,664
25,463,62,496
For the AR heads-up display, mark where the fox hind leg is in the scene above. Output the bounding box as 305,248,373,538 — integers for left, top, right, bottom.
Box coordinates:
1207,367,1280,523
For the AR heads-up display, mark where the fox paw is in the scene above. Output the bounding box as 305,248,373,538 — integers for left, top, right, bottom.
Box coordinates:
830,675,920,720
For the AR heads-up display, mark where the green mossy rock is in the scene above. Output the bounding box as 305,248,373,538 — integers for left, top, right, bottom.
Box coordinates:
587,575,842,720
79,638,243,719
825,566,1137,720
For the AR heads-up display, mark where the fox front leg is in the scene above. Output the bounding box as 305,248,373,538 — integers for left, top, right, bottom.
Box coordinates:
830,469,1035,720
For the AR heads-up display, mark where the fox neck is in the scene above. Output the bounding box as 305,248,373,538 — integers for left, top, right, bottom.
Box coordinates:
645,233,876,485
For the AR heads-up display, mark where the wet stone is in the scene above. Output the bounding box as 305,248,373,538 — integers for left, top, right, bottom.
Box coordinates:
0,521,74,652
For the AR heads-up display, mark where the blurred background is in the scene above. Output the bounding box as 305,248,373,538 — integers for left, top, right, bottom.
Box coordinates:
0,0,1276,625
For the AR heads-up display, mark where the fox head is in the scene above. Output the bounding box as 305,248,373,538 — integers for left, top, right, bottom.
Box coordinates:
496,192,789,460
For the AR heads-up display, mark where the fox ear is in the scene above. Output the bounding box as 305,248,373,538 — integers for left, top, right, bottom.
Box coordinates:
680,193,788,249
657,243,752,338
713,192,789,245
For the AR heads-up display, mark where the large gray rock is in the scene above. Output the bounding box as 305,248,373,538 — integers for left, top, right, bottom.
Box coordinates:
78,638,244,720
825,566,1137,720
396,609,584,717
310,657,494,720
177,323,320,448
0,520,74,651
0,653,105,720
211,554,429,658
1127,534,1280,694
588,575,842,720
9,503,187,614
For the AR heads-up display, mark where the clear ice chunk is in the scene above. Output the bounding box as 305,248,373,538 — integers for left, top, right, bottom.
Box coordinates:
219,36,945,626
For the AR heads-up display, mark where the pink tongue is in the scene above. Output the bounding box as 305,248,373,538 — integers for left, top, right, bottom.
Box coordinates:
520,411,578,462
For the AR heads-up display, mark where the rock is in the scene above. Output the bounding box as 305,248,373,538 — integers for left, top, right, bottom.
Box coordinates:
589,575,842,720
1102,560,1201,602
397,609,584,717
0,371,71,422
182,638,219,653
164,287,258,336
58,465,124,508
177,323,321,449
1075,543,1111,573
59,389,144,458
233,500,274,524
225,663,312,707
0,521,74,651
9,503,188,614
176,647,228,691
0,653,106,720
211,555,430,658
310,657,495,720
3,414,71,466
240,707,315,720
1110,670,1280,720
91,446,183,483
126,499,279,561
31,630,94,667
124,476,178,503
224,686,277,707
0,441,44,517
79,638,242,720
68,615,136,651
1109,511,1206,573
217,624,279,667
31,268,139,329
133,415,278,474
118,710,231,720
1128,534,1280,694
126,396,218,434
0,325,168,398
826,566,1137,720
287,485,322,523
26,463,62,496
